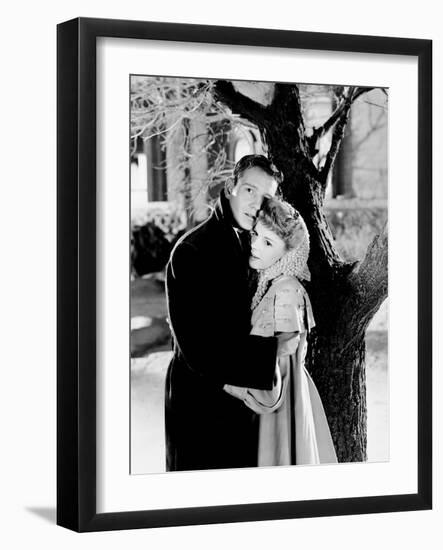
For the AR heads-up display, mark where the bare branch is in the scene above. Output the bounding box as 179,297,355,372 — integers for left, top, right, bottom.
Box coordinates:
358,99,388,111
307,100,348,154
350,220,388,316
352,109,386,151
319,87,355,185
139,114,185,141
330,220,388,353
213,80,269,125
352,86,377,102
308,87,380,158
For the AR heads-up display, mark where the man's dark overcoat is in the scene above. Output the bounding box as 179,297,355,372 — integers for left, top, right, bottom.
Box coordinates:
165,191,278,471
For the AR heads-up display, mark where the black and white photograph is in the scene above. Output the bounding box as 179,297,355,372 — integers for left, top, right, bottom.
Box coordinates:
129,76,389,474
1,0,439,544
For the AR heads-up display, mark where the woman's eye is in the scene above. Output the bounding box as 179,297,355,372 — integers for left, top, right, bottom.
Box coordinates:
265,240,272,247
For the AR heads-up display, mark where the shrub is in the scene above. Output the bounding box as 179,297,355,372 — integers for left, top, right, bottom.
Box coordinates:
131,222,173,277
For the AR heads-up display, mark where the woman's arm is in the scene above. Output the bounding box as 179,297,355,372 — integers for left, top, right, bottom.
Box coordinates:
223,278,312,411
275,331,301,365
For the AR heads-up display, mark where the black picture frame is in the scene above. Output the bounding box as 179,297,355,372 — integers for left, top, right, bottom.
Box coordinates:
57,17,432,532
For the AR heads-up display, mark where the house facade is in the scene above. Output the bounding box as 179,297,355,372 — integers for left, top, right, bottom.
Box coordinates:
131,86,387,234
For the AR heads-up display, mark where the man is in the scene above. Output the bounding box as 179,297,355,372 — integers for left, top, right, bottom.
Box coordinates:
165,154,283,471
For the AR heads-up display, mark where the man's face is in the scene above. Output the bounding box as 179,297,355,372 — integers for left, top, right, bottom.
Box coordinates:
227,167,278,230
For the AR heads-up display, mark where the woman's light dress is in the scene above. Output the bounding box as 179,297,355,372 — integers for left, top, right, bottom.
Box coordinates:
224,275,337,466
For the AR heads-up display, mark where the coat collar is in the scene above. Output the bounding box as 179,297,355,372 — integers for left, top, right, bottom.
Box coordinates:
214,188,237,228
213,189,250,258
213,190,257,296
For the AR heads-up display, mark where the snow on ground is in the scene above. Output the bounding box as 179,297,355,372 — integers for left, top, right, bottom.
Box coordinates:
130,326,388,474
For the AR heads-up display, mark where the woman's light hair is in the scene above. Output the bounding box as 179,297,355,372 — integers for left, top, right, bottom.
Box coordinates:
250,196,311,311
255,197,307,251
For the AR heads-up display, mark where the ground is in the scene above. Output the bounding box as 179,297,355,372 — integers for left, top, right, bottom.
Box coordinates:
130,274,388,474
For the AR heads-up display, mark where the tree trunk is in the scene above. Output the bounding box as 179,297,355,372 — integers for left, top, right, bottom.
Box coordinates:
259,89,368,460
264,113,370,461
306,286,368,461
213,81,388,462
165,112,186,207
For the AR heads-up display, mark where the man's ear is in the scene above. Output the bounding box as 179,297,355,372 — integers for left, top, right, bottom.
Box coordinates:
225,177,234,197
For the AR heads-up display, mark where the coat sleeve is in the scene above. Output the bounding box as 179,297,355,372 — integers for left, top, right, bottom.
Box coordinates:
166,241,277,390
224,364,287,414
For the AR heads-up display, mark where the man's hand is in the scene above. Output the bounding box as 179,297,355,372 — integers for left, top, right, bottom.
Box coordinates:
277,332,300,357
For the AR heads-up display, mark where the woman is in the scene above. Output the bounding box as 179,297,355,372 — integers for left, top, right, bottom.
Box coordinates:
224,197,337,466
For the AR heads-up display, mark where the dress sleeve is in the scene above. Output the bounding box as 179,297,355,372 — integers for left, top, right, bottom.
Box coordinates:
249,294,275,337
224,361,287,414
274,281,316,333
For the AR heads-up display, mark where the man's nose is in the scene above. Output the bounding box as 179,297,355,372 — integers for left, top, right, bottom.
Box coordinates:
249,195,261,211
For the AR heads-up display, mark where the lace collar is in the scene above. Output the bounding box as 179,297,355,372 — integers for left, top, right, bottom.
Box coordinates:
251,237,311,311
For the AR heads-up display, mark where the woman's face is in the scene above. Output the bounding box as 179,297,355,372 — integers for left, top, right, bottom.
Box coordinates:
249,221,286,270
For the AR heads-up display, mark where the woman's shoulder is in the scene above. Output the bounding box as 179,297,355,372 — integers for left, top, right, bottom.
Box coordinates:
272,275,315,333
272,275,306,301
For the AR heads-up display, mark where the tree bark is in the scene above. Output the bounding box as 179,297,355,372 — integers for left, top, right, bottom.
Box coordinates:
213,80,388,462
307,320,367,461
332,118,356,198
189,115,211,222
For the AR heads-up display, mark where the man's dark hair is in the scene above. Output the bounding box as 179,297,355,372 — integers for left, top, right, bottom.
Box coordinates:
232,154,283,187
